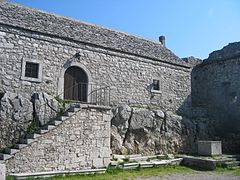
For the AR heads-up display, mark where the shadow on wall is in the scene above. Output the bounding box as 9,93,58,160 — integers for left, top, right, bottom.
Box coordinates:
175,94,215,154
190,63,240,154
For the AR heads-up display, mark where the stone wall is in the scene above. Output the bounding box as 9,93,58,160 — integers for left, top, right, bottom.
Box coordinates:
5,105,111,174
0,2,192,113
192,53,240,153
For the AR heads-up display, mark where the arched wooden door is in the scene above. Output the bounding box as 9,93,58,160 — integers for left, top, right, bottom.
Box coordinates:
64,66,88,102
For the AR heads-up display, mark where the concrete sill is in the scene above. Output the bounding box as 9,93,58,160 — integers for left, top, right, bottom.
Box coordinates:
9,168,106,180
150,90,162,94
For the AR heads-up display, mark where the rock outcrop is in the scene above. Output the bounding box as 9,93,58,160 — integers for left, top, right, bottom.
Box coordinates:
182,56,202,67
32,92,61,125
0,92,33,149
0,91,64,149
111,104,213,155
207,41,240,60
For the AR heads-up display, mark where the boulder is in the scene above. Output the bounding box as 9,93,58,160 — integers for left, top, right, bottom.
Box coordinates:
32,92,60,125
0,92,33,149
111,125,123,154
110,104,212,155
112,104,132,138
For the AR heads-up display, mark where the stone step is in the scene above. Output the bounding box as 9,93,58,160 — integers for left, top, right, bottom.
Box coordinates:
9,168,106,179
26,133,41,139
5,148,19,155
224,161,240,167
59,116,68,121
14,144,27,149
123,162,139,169
127,154,142,158
139,161,154,168
73,107,81,112
37,129,48,134
169,158,183,165
0,153,12,160
129,155,159,162
151,160,169,166
42,125,55,130
110,161,118,166
64,112,75,117
20,138,36,144
112,154,126,160
48,120,62,126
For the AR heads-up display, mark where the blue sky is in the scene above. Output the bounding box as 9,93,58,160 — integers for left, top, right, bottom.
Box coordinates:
9,0,240,59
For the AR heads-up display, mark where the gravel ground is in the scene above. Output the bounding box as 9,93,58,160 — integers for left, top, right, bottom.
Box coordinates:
138,173,240,180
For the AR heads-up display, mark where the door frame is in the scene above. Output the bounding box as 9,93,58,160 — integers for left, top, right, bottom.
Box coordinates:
58,61,92,102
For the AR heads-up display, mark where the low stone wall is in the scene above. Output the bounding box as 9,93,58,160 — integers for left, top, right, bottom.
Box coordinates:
5,105,111,174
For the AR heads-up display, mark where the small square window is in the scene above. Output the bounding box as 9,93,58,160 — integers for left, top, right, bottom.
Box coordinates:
152,79,160,91
25,62,39,78
21,58,42,83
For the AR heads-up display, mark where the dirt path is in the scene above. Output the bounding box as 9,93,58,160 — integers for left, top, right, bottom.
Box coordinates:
138,172,240,180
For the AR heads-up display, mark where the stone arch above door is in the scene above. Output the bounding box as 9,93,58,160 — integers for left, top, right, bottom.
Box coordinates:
58,62,92,101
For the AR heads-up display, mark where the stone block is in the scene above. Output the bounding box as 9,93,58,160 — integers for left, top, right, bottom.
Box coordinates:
0,164,6,180
92,158,103,168
182,156,216,170
198,141,222,156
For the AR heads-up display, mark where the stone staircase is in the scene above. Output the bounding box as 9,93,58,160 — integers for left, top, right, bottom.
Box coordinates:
110,154,183,170
0,104,81,163
180,154,240,170
222,155,240,169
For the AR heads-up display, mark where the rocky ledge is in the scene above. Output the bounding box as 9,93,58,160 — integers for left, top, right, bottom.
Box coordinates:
207,41,240,61
110,104,213,155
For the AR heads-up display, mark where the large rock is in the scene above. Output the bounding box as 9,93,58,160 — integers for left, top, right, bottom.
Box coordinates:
207,42,240,61
110,125,123,154
32,92,60,125
0,92,33,149
0,91,65,149
110,104,213,155
111,104,132,138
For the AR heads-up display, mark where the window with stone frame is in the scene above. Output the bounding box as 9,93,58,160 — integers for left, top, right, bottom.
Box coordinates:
21,58,43,82
25,62,39,78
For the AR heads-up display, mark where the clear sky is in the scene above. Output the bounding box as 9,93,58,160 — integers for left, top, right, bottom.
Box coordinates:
9,0,240,59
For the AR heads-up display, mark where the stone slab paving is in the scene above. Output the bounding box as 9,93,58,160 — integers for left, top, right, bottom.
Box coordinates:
137,173,240,180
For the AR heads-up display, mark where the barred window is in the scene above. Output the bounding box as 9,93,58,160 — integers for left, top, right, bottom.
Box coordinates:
21,58,42,83
25,62,39,78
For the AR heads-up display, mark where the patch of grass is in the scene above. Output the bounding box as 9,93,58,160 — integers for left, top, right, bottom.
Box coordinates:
26,120,39,135
23,165,196,180
214,166,240,177
233,168,240,176
157,154,170,160
216,162,228,169
6,165,240,180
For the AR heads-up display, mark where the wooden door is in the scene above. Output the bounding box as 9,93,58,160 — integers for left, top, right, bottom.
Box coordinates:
64,66,88,102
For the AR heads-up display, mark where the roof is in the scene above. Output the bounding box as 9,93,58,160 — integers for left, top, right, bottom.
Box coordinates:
0,2,190,68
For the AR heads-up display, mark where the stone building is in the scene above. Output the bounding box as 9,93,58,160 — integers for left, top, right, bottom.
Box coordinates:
192,42,240,153
0,2,193,174
0,1,239,175
0,3,191,111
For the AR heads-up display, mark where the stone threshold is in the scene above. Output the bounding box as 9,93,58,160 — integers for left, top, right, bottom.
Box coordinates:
9,168,106,180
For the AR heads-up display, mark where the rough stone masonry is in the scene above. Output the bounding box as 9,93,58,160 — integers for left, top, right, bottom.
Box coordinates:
0,1,239,175
5,105,111,174
0,1,193,153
